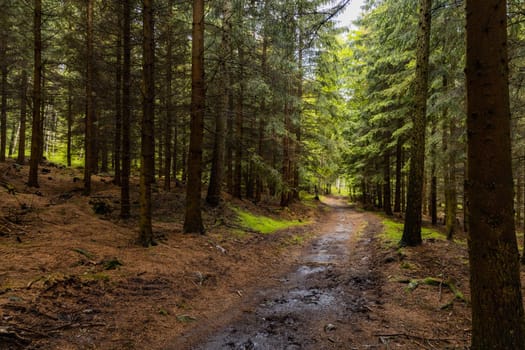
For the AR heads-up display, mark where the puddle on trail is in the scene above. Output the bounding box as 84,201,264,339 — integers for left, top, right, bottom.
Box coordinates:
196,209,353,350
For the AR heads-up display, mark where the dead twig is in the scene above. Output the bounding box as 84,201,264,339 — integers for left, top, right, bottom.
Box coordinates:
374,332,455,343
46,322,106,333
0,326,33,344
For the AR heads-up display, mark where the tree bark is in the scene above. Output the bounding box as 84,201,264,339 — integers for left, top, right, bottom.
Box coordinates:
442,92,457,240
394,137,402,212
466,0,525,348
120,0,131,218
84,0,95,195
163,0,173,191
206,0,231,206
183,0,205,234
0,39,7,162
28,0,42,188
172,113,178,184
280,99,292,207
100,133,108,173
293,25,304,201
430,123,437,225
517,165,522,229
64,81,72,167
139,0,155,247
233,47,244,199
181,116,187,183
114,21,122,185
384,152,393,215
463,156,468,233
400,0,432,246
255,35,268,203
225,91,233,194
17,70,28,165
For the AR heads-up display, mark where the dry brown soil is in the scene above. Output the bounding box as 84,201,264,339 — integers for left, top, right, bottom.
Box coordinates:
0,160,486,349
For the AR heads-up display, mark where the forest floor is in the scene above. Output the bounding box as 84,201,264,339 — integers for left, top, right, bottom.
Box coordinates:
0,159,479,349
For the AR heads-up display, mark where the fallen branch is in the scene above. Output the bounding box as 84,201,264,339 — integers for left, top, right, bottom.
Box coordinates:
0,326,32,345
374,332,455,343
27,276,44,289
397,277,468,303
46,322,106,333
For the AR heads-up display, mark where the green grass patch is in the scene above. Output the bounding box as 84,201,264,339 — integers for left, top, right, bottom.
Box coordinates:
300,191,316,201
232,207,308,234
381,218,445,247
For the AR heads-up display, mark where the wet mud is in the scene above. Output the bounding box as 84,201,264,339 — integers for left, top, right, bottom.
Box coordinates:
174,202,380,350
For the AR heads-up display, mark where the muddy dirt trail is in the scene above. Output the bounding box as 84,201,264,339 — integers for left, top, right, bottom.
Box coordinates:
170,197,382,350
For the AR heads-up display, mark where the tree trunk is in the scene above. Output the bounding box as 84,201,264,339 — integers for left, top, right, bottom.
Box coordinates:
255,36,267,203
17,70,28,165
422,168,428,216
28,0,42,188
0,41,7,162
463,156,468,233
293,28,303,201
384,152,393,215
172,114,178,185
400,0,432,246
8,120,16,158
114,23,122,185
280,100,292,207
100,133,108,173
183,0,205,234
466,0,525,347
233,48,244,199
430,123,437,225
445,155,457,240
181,116,187,183
157,126,163,181
375,182,382,208
517,165,522,229
120,0,131,218
139,0,155,247
226,99,233,194
206,0,231,206
84,0,95,195
394,137,402,212
38,68,45,161
163,0,173,191
443,98,457,240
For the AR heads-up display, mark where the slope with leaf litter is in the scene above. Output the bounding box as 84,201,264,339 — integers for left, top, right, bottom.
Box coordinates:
0,160,323,349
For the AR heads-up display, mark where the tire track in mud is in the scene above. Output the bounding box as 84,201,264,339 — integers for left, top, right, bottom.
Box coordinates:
171,199,381,350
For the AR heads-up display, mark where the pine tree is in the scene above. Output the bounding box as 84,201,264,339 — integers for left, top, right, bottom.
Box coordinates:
184,0,205,234
466,0,525,347
139,0,156,247
400,0,432,246
28,0,42,188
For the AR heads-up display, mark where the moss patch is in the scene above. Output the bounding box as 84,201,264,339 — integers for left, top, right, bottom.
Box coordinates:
233,207,308,234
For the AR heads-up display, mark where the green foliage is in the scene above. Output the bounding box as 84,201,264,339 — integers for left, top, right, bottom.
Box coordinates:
232,207,308,234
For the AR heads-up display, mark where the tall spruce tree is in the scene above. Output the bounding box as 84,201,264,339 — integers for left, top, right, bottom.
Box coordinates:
400,0,432,246
466,0,525,347
184,0,205,234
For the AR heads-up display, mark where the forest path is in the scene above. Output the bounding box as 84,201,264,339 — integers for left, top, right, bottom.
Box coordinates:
169,196,382,349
